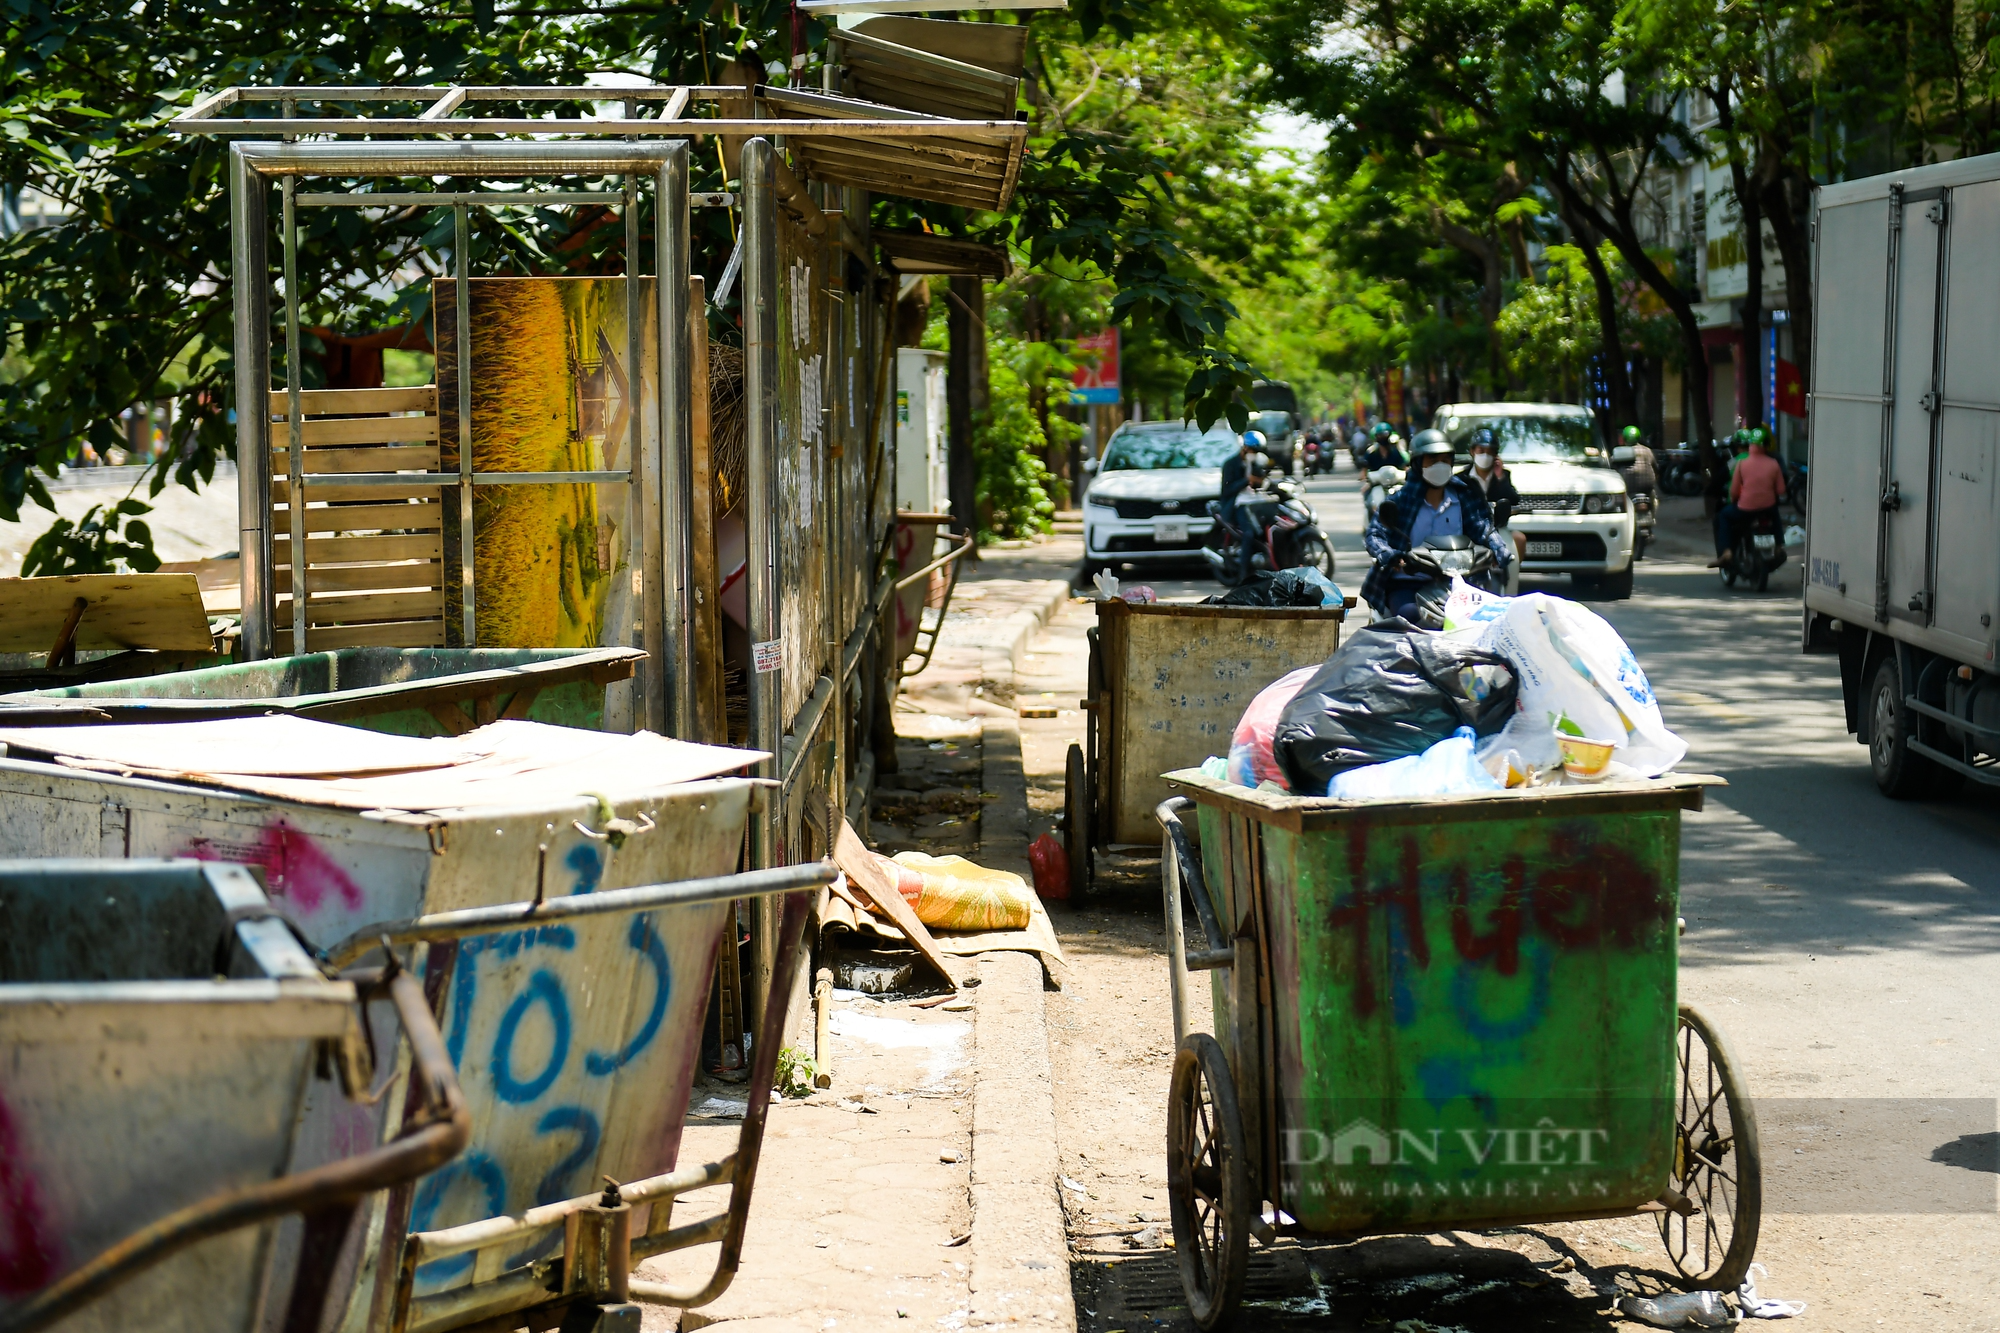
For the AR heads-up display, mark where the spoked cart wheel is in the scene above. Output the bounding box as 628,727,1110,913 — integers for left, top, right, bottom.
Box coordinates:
1167,1034,1250,1330
1063,742,1092,901
1660,1003,1762,1288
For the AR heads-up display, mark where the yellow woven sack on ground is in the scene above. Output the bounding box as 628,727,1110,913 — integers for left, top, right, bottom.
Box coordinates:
882,851,1035,931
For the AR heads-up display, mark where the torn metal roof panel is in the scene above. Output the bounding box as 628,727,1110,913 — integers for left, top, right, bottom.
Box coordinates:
871,228,1012,279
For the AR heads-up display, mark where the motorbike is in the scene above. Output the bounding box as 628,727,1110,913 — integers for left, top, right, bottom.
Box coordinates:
1785,458,1809,519
1660,447,1708,497
1362,464,1403,534
1721,506,1788,592
1371,534,1505,628
1631,489,1657,558
1300,435,1323,475
1202,476,1334,586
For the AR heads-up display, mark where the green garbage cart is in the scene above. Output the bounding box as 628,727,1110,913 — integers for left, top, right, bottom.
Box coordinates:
7,646,642,736
1154,770,1760,1328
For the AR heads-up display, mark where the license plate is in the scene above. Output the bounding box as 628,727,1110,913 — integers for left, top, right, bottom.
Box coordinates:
1753,534,1777,549
1153,519,1190,543
1525,540,1562,557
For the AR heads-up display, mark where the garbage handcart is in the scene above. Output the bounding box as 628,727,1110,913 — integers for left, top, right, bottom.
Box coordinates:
1065,599,1346,899
0,719,833,1333
1153,770,1760,1328
8,646,643,736
0,859,470,1333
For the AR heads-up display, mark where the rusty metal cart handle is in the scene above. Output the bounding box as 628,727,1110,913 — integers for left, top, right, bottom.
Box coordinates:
1157,798,1235,1046
385,866,832,1333
323,861,836,969
0,961,471,1333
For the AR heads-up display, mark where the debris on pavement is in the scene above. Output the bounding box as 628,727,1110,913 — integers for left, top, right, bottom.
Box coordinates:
1616,1290,1734,1328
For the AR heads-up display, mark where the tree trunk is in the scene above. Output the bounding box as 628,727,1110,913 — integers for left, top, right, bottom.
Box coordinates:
1718,86,1765,432
1434,213,1508,394
1569,211,1637,438
1762,169,1813,397
946,276,978,549
1550,170,1717,485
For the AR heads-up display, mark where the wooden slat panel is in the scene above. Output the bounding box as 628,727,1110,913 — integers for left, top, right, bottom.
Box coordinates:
288,501,444,534
268,386,438,416
306,619,448,651
275,480,442,504
275,533,443,564
279,416,440,446
275,564,443,595
289,589,447,623
274,445,441,474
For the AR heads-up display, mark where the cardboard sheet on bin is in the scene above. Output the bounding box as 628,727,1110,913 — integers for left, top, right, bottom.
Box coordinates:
0,715,766,811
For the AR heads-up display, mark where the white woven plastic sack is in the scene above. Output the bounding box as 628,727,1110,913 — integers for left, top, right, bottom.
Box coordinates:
1441,576,1512,635
1476,593,1686,777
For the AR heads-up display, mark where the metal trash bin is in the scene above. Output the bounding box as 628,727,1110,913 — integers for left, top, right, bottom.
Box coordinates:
1153,772,1763,1326
1065,599,1347,898
0,720,821,1330
0,859,466,1333
7,646,643,736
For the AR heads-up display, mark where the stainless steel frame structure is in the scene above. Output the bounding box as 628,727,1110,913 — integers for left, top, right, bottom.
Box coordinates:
187,82,1027,908
221,139,696,737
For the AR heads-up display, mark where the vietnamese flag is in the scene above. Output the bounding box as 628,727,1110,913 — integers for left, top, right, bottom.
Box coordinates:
1775,358,1807,419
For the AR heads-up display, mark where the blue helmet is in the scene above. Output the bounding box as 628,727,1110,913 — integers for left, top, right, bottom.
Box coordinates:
1242,429,1267,451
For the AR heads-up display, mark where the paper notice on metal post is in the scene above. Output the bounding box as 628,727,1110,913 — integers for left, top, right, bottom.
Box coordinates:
753,638,784,673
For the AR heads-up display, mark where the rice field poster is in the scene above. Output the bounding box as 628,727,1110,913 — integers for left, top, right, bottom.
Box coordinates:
436,277,656,649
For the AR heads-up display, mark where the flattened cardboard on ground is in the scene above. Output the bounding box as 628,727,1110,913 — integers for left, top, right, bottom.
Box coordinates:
0,574,214,654
820,850,1066,987
0,716,764,811
834,817,958,989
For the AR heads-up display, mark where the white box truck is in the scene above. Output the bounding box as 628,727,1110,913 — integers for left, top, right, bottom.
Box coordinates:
1805,154,2000,796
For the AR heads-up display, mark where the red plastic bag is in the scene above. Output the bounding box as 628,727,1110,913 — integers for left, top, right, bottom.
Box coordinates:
1027,833,1069,901
1227,665,1318,790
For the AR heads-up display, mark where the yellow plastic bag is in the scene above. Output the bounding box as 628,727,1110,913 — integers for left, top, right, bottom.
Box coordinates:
878,851,1035,931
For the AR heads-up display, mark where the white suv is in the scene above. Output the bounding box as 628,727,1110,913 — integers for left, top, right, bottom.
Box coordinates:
1080,421,1242,577
1435,403,1636,599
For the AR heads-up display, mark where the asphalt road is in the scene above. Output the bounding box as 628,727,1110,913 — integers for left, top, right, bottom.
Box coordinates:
1066,463,2000,1328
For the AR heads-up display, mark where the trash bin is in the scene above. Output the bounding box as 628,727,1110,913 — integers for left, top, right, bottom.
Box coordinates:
8,646,643,736
0,717,777,1328
0,859,464,1333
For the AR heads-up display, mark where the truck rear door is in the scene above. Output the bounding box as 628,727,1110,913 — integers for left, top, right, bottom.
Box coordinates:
1881,185,1945,627
1933,184,2000,662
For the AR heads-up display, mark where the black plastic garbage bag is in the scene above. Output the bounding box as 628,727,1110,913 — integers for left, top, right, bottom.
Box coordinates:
1202,568,1339,608
1272,618,1517,793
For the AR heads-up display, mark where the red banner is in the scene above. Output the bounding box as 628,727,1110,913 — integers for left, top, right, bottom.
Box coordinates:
1775,358,1806,419
1070,328,1121,404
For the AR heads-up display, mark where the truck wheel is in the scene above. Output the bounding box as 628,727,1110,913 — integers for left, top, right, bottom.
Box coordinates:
1599,566,1635,600
1868,658,1958,799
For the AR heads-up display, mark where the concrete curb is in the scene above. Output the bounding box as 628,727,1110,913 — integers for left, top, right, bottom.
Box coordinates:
966,718,1074,1331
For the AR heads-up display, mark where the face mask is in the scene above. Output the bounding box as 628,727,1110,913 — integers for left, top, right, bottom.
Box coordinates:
1422,463,1452,487
1472,451,1494,472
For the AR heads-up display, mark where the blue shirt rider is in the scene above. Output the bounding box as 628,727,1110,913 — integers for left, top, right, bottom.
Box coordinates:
1217,430,1266,541
1362,431,1510,620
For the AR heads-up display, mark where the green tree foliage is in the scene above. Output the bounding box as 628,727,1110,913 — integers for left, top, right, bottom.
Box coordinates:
0,0,1256,571
973,337,1065,540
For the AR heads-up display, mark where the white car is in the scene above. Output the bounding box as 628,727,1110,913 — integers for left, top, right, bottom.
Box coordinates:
1435,402,1637,599
1080,421,1242,577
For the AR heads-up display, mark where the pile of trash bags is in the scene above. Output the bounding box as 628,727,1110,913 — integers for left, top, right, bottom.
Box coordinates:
1225,579,1686,798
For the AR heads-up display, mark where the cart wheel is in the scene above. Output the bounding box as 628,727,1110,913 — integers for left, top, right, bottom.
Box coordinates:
1168,1034,1250,1331
1063,743,1091,902
1659,1003,1762,1289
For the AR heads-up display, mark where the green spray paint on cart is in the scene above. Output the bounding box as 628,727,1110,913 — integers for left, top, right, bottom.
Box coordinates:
1191,788,1683,1235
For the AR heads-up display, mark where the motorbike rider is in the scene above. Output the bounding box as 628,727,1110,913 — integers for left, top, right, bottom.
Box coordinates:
1459,426,1523,587
1218,429,1267,543
1363,433,1510,620
1359,421,1407,475
1617,423,1658,496
1711,427,1786,567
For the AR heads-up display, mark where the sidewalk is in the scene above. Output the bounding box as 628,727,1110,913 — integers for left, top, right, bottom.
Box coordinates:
643,554,1081,1333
